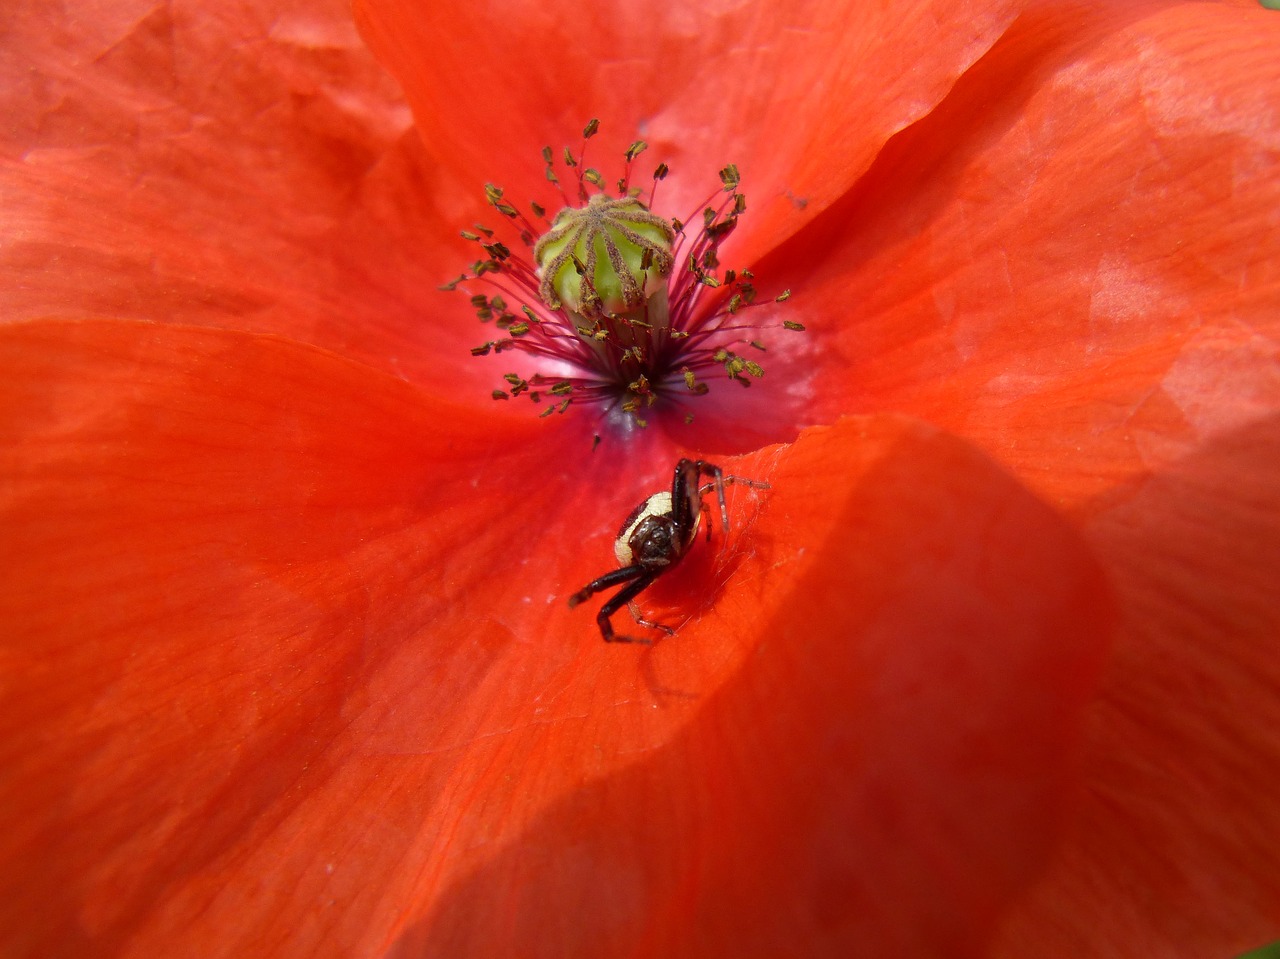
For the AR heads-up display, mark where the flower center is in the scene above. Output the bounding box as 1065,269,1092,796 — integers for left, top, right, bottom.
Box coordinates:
443,121,802,431
535,193,674,319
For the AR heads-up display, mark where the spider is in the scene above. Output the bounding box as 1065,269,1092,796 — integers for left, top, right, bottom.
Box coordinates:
568,458,769,643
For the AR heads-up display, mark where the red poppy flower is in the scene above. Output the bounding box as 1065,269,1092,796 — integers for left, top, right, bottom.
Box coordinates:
2,0,1278,956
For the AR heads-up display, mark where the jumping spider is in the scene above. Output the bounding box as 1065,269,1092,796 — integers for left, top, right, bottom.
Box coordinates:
568,458,769,643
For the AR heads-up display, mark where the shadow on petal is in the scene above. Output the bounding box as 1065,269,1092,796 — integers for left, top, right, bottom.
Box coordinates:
993,414,1280,956
391,416,1113,958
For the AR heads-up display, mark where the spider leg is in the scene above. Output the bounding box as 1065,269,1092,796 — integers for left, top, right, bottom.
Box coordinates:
595,571,660,643
627,601,675,636
698,475,770,492
693,461,730,531
695,466,770,533
671,459,700,535
568,564,647,608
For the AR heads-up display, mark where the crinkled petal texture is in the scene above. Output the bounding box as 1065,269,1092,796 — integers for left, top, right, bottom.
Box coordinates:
0,0,1025,399
758,1,1280,954
353,0,1025,258
0,319,1109,958
3,0,1280,956
0,0,487,391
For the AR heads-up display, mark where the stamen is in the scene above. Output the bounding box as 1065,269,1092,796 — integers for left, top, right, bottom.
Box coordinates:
442,123,805,432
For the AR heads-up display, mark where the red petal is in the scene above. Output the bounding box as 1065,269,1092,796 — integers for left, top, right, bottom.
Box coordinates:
410,415,1113,958
761,2,1280,951
0,318,551,956
0,0,484,390
0,319,1109,955
991,417,1280,956
353,0,1026,257
781,0,1280,509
